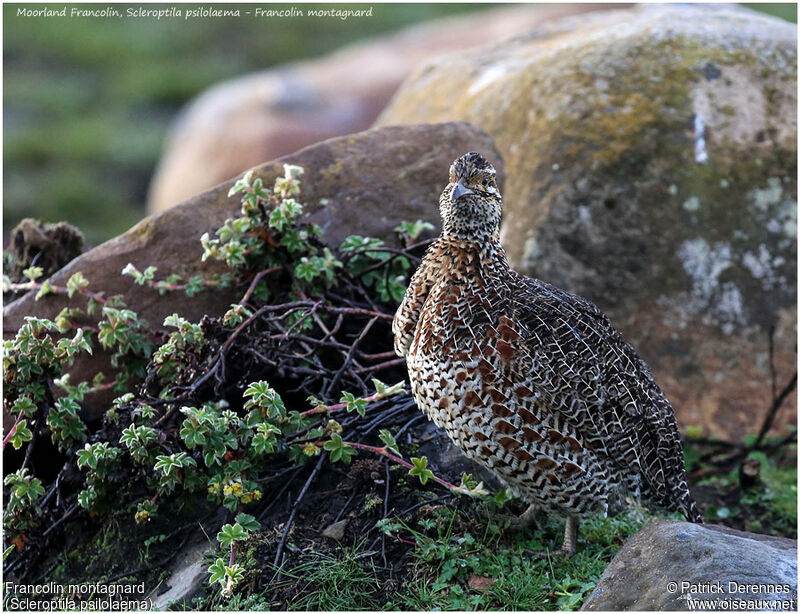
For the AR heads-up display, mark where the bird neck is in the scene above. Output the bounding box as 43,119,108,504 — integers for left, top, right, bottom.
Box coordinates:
440,225,501,244
433,233,511,276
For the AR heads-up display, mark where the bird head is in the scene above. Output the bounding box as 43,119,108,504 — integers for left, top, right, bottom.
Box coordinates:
439,152,502,241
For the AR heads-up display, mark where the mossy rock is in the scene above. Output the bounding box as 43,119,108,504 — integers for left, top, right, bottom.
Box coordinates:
378,4,797,440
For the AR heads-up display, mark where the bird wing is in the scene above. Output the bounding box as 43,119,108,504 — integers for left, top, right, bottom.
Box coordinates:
392,245,440,358
506,273,690,513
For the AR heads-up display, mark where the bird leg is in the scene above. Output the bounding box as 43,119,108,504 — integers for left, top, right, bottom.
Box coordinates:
518,503,541,531
561,515,578,558
524,515,579,559
495,503,541,533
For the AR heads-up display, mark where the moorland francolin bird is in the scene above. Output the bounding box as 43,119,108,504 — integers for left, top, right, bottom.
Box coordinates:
393,152,702,556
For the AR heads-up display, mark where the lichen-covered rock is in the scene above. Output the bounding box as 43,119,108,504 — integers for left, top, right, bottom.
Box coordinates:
378,4,797,439
146,4,616,214
582,520,797,611
3,122,503,421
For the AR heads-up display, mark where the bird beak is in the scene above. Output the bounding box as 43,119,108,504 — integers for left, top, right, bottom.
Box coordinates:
451,181,473,201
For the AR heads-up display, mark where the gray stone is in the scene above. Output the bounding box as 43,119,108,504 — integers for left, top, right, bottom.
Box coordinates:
414,421,504,491
152,535,214,610
582,520,798,611
322,519,349,541
378,4,797,440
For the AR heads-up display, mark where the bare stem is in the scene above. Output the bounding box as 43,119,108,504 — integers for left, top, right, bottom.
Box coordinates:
7,280,106,305
343,441,460,492
2,411,26,449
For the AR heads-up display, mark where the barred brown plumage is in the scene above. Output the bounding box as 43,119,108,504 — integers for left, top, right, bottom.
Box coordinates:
393,151,702,556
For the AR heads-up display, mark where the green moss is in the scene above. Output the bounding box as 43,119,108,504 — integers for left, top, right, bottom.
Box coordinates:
319,159,346,182
486,30,797,321
528,39,775,173
214,503,650,611
743,449,798,537
30,505,202,603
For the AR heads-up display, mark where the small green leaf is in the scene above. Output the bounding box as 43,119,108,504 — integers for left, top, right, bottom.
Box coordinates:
235,513,261,533
217,523,249,549
208,557,227,586
224,564,245,593
378,429,401,458
243,381,285,419
66,272,89,298
372,379,405,399
7,420,32,450
22,266,44,282
11,396,37,419
294,258,318,282
409,456,434,485
76,443,97,470
323,433,356,464
493,488,515,507
34,280,54,300
339,391,367,416
395,220,435,241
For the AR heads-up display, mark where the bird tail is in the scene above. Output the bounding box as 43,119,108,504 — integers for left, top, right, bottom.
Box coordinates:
676,486,703,523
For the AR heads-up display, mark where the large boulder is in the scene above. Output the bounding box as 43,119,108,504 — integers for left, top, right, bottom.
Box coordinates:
378,4,797,440
582,520,797,611
4,122,503,421
146,4,622,214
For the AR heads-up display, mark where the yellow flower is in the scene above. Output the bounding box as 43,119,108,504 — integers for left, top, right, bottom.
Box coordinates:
302,442,321,456
134,510,150,524
208,481,221,494
241,490,262,504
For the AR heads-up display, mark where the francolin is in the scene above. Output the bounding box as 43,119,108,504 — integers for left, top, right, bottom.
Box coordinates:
393,152,702,556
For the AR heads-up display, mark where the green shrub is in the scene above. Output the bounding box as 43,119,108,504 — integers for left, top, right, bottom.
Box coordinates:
1,164,466,600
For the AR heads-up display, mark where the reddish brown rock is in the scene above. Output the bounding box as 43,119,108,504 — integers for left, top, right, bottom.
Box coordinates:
4,122,503,421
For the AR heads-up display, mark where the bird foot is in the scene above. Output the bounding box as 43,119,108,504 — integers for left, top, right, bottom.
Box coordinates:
523,545,576,560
